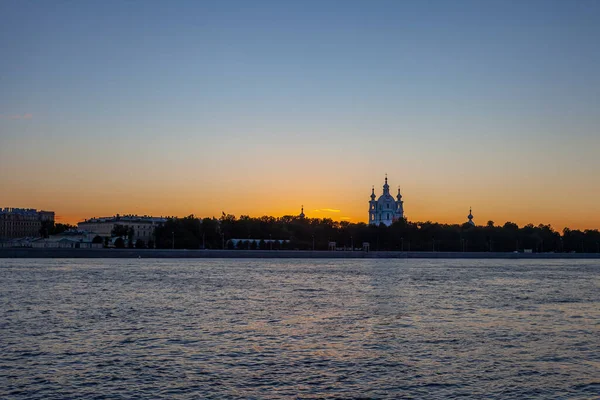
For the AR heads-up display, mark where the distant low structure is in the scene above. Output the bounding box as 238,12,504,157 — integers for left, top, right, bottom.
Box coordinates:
0,237,38,248
0,208,55,239
228,238,290,249
78,214,166,242
31,230,103,249
1,230,102,249
369,175,404,226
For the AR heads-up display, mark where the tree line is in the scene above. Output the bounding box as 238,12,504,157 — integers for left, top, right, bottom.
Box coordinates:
40,221,76,237
146,214,600,253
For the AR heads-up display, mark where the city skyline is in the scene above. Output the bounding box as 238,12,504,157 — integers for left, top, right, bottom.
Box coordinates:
2,1,599,230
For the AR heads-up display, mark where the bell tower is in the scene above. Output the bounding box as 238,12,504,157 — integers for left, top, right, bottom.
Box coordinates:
396,187,404,219
368,186,377,224
382,173,390,195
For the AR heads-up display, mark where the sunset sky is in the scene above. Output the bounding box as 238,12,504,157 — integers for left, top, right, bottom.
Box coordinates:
1,1,599,230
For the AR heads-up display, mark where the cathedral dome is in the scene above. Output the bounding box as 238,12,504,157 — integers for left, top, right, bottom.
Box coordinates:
377,193,395,203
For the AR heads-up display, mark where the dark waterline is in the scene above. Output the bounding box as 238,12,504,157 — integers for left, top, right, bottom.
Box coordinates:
1,259,599,399
3,248,600,259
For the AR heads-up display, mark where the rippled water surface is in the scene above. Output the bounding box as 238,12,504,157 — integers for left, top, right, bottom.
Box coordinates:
1,259,599,399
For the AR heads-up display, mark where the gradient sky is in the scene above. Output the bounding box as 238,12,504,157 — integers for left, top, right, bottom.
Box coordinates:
1,0,599,229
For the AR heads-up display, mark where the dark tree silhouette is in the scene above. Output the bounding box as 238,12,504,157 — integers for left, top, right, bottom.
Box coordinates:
149,214,599,253
114,237,125,248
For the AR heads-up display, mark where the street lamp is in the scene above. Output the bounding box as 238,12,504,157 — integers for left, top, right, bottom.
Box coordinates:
559,238,562,253
312,234,315,251
350,235,353,251
198,219,202,249
172,231,174,250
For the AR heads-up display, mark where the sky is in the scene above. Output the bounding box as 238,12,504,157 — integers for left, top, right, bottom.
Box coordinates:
1,0,599,230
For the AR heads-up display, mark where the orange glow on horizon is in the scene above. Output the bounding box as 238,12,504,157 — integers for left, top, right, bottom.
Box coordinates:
25,183,600,232
2,140,599,232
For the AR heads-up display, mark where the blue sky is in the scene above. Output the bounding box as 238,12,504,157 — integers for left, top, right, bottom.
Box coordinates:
1,0,599,228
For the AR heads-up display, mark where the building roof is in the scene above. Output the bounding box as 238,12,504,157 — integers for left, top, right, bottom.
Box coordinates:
0,207,53,215
79,214,167,224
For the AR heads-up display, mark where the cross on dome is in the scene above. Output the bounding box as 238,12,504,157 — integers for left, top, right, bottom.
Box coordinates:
383,174,390,194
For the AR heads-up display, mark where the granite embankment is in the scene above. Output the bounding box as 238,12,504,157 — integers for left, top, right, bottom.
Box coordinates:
1,248,600,259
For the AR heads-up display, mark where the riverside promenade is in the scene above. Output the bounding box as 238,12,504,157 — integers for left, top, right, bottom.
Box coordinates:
1,248,600,259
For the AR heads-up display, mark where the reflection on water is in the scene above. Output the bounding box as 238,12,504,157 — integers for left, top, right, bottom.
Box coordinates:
1,259,599,399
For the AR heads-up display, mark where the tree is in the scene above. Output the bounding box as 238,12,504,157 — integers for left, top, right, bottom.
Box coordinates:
503,222,519,230
114,237,125,248
135,239,145,249
41,222,76,237
127,227,135,248
92,235,104,244
40,220,53,238
134,212,593,253
112,224,129,237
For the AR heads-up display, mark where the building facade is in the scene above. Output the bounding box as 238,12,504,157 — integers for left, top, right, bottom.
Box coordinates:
78,214,166,242
0,208,55,239
368,176,404,226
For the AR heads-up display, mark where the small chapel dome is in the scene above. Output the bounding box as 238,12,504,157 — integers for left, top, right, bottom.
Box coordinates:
467,207,475,226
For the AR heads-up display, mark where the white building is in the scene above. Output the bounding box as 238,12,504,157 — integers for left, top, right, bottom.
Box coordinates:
78,214,166,242
31,237,102,249
33,230,102,248
368,176,404,226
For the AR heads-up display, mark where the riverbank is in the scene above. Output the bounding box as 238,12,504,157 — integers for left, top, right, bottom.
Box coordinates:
1,248,600,259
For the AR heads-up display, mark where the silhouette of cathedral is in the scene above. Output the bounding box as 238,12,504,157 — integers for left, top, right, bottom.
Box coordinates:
369,175,404,226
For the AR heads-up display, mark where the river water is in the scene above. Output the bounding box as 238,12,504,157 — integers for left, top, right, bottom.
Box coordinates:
1,259,598,399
